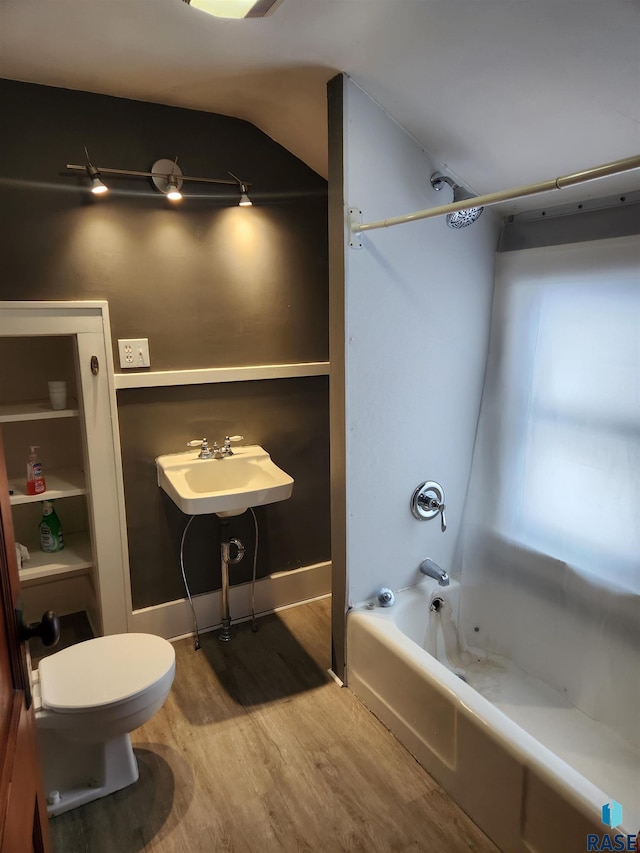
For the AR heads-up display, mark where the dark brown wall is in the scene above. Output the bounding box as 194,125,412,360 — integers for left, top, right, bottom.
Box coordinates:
0,79,330,609
0,79,328,369
119,377,330,608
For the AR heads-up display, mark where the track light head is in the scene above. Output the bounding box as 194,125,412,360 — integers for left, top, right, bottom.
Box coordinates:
229,171,252,206
84,153,109,195
165,175,183,202
152,159,184,202
89,172,109,195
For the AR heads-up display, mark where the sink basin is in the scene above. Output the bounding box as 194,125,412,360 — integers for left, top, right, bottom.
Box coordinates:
156,445,294,517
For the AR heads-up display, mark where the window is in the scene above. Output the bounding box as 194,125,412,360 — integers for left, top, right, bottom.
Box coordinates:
475,236,639,593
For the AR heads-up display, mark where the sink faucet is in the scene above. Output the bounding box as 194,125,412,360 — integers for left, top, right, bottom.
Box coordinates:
419,558,449,587
188,435,244,459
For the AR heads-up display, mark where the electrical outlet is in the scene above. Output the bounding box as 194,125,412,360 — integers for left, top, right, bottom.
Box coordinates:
118,338,151,369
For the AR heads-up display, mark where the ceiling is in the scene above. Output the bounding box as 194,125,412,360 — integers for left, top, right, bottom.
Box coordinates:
1,0,639,214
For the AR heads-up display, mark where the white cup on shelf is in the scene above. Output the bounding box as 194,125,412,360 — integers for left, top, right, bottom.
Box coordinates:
48,381,67,410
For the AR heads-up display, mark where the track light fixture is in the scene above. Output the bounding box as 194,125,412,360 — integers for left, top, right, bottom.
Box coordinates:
66,153,251,206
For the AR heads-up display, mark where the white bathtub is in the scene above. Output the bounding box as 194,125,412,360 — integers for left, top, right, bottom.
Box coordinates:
347,579,639,853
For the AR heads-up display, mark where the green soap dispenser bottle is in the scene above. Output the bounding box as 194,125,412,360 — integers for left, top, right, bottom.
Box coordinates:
39,500,64,553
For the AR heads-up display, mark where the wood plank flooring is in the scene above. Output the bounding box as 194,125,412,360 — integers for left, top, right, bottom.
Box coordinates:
49,599,498,852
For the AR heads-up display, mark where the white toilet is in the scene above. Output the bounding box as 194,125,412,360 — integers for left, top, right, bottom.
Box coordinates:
33,632,175,817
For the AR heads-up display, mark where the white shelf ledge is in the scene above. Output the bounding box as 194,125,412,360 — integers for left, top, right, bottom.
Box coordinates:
9,468,86,505
114,361,330,389
18,532,93,585
0,401,80,423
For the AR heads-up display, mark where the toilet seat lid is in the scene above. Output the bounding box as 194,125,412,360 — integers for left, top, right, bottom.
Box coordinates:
38,633,175,713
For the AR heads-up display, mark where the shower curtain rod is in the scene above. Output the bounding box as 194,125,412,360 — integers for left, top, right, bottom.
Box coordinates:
348,153,640,242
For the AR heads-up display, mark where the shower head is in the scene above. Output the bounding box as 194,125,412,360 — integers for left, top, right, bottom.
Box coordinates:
430,172,484,228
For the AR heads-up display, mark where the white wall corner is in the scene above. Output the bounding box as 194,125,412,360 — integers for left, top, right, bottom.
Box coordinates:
340,77,500,606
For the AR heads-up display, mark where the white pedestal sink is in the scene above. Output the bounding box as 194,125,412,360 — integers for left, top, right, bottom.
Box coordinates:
156,445,294,517
156,443,294,643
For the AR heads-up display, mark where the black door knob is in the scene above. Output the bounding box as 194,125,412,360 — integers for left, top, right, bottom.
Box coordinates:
16,609,61,647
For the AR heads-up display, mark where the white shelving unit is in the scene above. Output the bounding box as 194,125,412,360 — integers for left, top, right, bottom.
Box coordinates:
0,302,131,635
1,401,89,588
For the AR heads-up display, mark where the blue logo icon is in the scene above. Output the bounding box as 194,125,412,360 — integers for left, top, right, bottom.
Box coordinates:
601,801,623,830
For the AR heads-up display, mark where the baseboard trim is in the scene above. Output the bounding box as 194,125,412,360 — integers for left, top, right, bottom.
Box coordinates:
129,561,332,640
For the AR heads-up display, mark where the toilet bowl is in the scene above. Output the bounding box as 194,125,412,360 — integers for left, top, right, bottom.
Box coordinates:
33,632,175,817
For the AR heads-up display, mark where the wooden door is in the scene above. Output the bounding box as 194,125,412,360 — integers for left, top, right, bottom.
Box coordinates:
0,427,52,852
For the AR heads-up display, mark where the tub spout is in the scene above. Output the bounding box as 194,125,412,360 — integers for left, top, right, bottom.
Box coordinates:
419,558,449,587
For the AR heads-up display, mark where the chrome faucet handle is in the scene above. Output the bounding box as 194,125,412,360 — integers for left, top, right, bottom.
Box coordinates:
419,494,446,531
223,435,244,454
411,481,446,532
187,438,212,459
421,496,440,511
